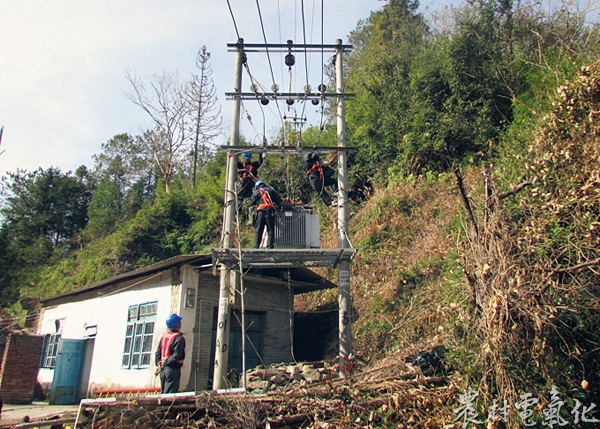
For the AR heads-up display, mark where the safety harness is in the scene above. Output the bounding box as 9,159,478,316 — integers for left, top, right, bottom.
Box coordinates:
306,150,339,180
239,162,257,181
257,188,276,211
306,162,323,179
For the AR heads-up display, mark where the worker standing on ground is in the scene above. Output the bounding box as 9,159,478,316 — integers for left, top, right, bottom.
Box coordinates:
237,152,265,211
155,314,186,394
305,150,338,207
250,180,282,249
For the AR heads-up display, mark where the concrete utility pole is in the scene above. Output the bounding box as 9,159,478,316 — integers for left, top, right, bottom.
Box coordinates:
335,39,352,367
213,38,244,390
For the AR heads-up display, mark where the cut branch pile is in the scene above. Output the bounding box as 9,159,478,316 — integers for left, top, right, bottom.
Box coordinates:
75,363,457,428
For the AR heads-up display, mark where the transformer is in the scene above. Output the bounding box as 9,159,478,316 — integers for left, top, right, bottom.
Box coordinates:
274,209,320,249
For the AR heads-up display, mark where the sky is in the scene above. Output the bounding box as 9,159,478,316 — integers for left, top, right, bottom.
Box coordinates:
0,0,461,177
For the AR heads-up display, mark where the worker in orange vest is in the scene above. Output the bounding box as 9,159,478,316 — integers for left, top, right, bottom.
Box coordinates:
250,180,281,249
305,151,338,207
155,314,186,393
237,152,265,211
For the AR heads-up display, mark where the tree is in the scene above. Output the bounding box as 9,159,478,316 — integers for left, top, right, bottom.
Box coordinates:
87,134,155,238
0,226,19,307
401,21,514,174
125,70,191,192
0,167,91,306
344,0,429,182
186,46,223,187
125,49,223,192
1,167,91,250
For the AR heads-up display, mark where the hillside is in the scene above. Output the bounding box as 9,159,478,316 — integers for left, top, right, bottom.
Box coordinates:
297,60,600,427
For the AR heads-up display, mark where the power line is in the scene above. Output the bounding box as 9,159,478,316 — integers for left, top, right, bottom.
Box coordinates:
319,0,326,136
242,62,268,142
225,0,241,41
255,0,278,88
254,0,287,140
299,0,310,125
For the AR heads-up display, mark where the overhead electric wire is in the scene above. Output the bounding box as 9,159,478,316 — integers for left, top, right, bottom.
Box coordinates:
277,0,285,87
299,0,311,125
240,101,261,138
225,0,241,41
255,0,278,91
225,0,269,142
255,0,286,136
319,0,326,136
241,63,268,141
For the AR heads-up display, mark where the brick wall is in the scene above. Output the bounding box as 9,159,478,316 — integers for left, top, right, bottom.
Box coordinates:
0,333,45,404
189,273,294,390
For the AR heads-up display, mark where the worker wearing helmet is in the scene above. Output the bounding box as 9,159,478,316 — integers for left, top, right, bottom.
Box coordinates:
155,314,186,393
237,152,266,211
305,151,338,207
250,180,281,249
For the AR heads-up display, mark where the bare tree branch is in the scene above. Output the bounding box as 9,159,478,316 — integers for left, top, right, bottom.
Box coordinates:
498,180,532,200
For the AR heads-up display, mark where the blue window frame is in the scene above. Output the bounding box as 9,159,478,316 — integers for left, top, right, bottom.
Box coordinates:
122,301,157,369
41,333,61,368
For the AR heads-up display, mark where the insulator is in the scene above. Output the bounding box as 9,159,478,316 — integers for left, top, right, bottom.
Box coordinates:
271,84,279,93
285,53,295,67
260,97,269,105
304,84,312,94
311,99,319,106
286,99,294,106
250,84,259,93
318,84,327,93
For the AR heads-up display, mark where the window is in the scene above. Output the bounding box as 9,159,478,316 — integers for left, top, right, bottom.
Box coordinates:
122,301,157,369
41,333,61,368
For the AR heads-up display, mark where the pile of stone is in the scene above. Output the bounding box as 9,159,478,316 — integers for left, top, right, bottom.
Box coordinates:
239,362,332,392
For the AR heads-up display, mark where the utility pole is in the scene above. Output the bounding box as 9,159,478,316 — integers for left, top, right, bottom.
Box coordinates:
335,39,352,368
213,38,244,390
213,39,354,387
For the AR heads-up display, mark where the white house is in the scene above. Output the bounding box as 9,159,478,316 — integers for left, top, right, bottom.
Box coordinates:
35,254,336,404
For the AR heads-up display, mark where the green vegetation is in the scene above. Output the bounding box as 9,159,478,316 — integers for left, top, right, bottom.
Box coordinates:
1,0,599,425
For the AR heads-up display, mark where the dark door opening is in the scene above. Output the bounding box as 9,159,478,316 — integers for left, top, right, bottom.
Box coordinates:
294,310,337,362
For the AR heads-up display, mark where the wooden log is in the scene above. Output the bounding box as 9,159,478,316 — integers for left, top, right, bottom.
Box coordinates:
10,417,76,429
266,412,312,426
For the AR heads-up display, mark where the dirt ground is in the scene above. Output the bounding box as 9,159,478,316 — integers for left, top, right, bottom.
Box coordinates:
0,401,79,427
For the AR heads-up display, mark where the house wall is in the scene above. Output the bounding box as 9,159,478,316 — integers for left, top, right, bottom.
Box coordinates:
190,272,293,390
37,268,196,396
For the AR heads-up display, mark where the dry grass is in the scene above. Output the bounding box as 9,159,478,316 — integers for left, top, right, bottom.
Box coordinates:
452,60,600,426
291,61,600,428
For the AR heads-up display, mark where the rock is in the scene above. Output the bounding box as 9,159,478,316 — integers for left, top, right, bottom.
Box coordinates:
302,367,321,383
247,379,270,390
287,365,302,380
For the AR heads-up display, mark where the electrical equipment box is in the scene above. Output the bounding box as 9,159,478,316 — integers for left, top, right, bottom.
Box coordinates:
275,210,320,248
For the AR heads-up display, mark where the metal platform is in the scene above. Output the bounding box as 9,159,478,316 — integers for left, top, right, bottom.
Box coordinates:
211,248,356,269
219,145,357,155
